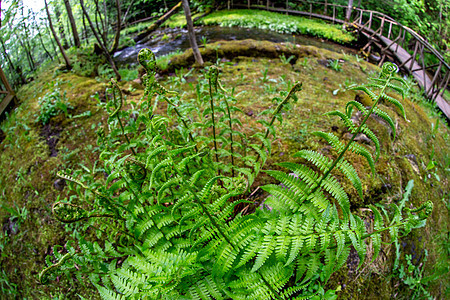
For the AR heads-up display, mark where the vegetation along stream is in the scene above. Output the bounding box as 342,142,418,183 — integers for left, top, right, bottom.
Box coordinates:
0,1,448,299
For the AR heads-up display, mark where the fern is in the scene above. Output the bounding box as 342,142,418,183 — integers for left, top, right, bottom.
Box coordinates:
41,52,432,300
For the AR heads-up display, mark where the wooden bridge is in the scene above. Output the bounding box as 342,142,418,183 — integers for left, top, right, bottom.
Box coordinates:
231,1,450,119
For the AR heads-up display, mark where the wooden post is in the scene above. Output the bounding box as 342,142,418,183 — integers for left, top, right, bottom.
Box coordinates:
387,22,393,39
0,66,17,115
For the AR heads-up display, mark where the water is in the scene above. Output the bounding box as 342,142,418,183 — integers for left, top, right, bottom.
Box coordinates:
114,26,355,66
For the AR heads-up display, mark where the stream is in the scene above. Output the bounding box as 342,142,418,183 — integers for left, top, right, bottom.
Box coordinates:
114,26,357,67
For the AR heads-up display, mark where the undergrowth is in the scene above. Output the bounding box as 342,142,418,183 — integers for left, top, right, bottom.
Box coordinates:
39,49,431,299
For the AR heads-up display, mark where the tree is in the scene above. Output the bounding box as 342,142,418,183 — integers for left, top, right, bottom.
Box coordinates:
79,0,121,81
44,0,72,70
345,0,354,22
181,0,203,66
110,0,122,53
63,0,81,47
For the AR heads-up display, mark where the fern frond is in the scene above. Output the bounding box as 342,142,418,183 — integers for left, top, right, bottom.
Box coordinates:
345,100,368,118
317,175,350,218
360,124,380,160
349,86,378,102
348,142,375,175
372,107,396,138
380,94,406,119
337,159,363,199
251,235,276,272
312,131,345,152
325,110,356,133
96,284,126,300
294,150,332,173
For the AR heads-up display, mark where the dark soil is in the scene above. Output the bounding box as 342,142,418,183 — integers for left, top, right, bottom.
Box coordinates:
40,122,63,157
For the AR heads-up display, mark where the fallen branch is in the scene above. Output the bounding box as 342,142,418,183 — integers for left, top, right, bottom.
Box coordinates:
134,1,182,43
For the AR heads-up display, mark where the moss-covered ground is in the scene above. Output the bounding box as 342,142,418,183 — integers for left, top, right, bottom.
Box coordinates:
0,37,448,298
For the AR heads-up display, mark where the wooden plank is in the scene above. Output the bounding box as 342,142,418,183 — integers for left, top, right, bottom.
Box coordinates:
378,35,450,118
0,93,14,116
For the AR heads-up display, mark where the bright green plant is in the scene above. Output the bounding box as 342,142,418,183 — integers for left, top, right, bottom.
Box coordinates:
35,81,73,125
328,59,342,72
397,251,433,300
196,9,356,44
279,53,296,65
40,50,432,299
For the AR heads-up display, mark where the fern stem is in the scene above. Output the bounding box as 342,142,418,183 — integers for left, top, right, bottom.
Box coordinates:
259,272,283,300
256,82,302,163
221,85,235,177
168,152,234,247
208,83,220,167
116,114,137,156
163,96,198,152
310,77,391,196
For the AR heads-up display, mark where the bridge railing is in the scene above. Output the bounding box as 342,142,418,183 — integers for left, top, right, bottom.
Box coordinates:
231,0,449,107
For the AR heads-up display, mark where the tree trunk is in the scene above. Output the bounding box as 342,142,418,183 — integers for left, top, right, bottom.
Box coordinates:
32,12,53,60
0,38,22,85
79,0,121,81
82,12,89,43
110,0,122,54
134,1,182,42
64,0,81,47
54,6,69,49
37,31,53,60
345,0,354,22
122,0,136,26
94,0,107,46
44,0,72,70
181,0,203,66
15,31,35,72
45,22,62,63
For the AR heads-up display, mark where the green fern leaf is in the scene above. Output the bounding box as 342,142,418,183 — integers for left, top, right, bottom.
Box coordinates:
299,254,320,285
326,110,356,133
372,107,396,138
381,94,406,119
261,184,302,212
214,243,238,276
294,150,332,173
251,235,276,272
349,86,378,102
360,124,380,160
345,100,368,118
312,131,345,152
285,236,304,267
337,159,363,199
96,284,126,300
318,175,350,218
348,142,375,175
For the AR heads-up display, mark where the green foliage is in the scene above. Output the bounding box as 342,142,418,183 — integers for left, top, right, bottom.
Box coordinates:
328,59,342,72
197,9,356,44
397,250,433,300
35,80,73,125
41,50,432,299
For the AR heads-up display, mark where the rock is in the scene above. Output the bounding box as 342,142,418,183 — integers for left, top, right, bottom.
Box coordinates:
318,59,328,67
54,178,66,191
354,133,372,144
